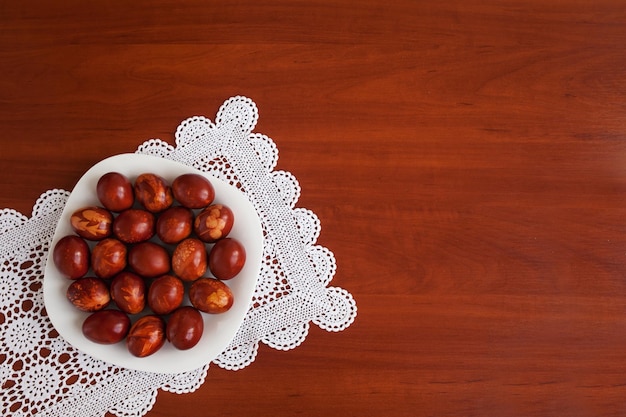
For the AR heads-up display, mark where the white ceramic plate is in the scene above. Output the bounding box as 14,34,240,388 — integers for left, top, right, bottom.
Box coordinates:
43,153,263,373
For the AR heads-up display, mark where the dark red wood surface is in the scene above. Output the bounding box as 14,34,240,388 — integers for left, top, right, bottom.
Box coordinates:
2,1,626,416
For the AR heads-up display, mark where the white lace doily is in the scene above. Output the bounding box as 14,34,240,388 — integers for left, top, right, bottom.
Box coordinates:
0,96,357,417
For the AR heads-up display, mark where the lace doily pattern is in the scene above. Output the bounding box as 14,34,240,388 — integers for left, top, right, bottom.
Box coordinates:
0,96,357,417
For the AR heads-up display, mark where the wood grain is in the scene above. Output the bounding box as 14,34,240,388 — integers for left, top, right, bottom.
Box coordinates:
2,0,626,416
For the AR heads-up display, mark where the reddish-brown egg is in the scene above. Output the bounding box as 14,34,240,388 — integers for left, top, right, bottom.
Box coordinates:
166,306,204,350
110,271,146,314
53,235,90,279
134,173,173,213
147,275,184,315
172,173,215,209
208,238,246,280
126,315,166,357
171,238,207,281
155,206,193,244
70,206,113,241
193,204,234,243
112,209,155,244
96,172,134,212
82,310,130,344
189,278,234,314
128,242,170,278
66,277,111,312
91,238,127,279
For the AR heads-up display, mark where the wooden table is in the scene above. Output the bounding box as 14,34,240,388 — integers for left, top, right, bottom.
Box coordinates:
2,1,626,416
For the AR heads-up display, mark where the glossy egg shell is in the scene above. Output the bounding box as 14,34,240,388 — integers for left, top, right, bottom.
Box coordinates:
91,238,127,279
171,238,207,281
82,310,131,344
126,315,166,358
110,271,146,315
155,206,193,244
53,235,90,279
70,206,113,241
96,172,134,212
147,274,184,315
189,277,234,314
112,209,155,244
128,242,170,278
172,173,215,209
194,204,234,243
166,306,204,350
66,277,111,312
134,173,173,213
208,237,246,280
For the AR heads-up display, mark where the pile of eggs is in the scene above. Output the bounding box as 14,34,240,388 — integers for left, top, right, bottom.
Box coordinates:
52,172,246,357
